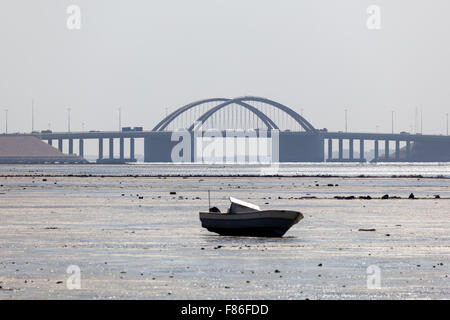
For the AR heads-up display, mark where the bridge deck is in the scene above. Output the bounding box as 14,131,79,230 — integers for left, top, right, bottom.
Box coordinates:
6,130,448,143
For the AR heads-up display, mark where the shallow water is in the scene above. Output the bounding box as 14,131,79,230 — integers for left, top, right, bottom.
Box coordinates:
1,162,450,178
0,166,449,299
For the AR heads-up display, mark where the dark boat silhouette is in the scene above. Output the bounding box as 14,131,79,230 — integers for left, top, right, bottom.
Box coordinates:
199,197,303,237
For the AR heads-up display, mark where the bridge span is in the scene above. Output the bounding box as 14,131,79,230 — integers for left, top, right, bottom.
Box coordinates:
9,96,450,163
21,129,450,163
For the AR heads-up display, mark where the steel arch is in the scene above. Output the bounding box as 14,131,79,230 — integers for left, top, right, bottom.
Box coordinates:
153,98,279,131
238,96,316,132
188,96,316,132
152,96,316,132
152,98,229,131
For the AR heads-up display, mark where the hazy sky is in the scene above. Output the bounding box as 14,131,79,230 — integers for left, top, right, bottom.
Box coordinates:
1,0,450,135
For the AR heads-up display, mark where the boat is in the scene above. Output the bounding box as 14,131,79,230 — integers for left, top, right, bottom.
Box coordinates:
199,197,303,237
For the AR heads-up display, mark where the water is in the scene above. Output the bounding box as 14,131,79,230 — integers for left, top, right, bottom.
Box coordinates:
1,162,450,178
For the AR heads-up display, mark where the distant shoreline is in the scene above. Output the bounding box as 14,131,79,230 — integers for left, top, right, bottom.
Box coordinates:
1,173,449,179
2,163,450,179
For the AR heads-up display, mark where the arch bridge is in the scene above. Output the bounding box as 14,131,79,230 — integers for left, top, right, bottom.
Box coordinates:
152,96,316,133
146,96,322,162
29,96,450,163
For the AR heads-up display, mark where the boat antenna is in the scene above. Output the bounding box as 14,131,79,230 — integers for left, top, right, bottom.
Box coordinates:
208,190,211,209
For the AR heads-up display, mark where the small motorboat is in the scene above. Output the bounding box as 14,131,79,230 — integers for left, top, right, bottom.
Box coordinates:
199,196,303,237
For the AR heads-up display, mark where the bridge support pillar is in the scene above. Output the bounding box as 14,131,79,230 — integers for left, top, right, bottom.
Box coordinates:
360,139,365,162
69,139,73,155
374,140,379,161
406,141,411,160
349,139,354,160
130,138,135,161
395,140,400,160
79,139,84,158
58,139,63,152
338,139,343,161
109,138,114,159
98,138,103,160
328,139,332,161
48,139,52,146
120,137,124,160
385,140,390,160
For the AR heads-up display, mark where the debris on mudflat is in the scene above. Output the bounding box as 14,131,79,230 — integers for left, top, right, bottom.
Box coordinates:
334,196,355,200
358,228,376,232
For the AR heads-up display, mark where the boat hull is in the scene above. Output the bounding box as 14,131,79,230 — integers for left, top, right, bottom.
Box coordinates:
199,210,303,237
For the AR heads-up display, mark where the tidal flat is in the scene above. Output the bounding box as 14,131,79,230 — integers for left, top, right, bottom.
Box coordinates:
0,173,449,299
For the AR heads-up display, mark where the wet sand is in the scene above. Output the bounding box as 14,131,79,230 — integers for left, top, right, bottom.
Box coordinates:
0,174,449,299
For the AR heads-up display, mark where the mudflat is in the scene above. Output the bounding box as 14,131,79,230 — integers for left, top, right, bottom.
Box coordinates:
0,174,449,299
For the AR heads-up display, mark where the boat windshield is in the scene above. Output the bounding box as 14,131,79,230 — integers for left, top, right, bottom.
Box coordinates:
228,197,261,214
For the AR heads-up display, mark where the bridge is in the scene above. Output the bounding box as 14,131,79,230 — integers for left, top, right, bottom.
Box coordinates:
22,96,450,163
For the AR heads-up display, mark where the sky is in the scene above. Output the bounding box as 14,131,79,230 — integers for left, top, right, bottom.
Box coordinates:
1,0,450,137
